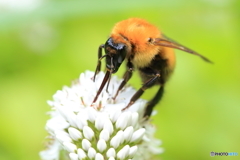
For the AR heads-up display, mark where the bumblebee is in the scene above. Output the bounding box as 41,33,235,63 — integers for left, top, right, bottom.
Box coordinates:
92,18,211,118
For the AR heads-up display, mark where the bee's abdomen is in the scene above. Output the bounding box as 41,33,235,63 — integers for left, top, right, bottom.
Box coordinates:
138,54,170,85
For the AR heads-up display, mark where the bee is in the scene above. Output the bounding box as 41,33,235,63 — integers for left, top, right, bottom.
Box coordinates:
92,18,211,118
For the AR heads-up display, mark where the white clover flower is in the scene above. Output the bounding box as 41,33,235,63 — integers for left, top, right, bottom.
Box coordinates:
40,71,163,160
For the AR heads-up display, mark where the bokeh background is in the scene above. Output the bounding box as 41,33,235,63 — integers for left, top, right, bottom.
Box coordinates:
0,0,239,159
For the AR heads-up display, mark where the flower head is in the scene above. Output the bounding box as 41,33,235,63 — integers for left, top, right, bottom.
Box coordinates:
40,71,163,160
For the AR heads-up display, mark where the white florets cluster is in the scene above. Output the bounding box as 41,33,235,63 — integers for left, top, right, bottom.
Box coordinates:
40,71,163,160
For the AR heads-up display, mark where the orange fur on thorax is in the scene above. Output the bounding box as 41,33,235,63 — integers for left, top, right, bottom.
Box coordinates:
109,18,176,70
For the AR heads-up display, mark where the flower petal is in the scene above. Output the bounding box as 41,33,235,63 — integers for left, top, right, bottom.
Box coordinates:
68,127,82,141
82,139,91,151
95,153,104,160
63,142,77,153
117,145,130,159
87,147,96,159
99,129,110,141
106,148,116,158
69,153,78,160
83,126,94,141
130,128,146,143
97,139,107,152
77,148,86,159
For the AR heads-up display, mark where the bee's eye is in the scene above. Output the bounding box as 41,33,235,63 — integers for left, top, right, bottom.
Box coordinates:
147,37,153,43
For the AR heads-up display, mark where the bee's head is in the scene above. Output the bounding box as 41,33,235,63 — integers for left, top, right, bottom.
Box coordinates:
104,37,127,73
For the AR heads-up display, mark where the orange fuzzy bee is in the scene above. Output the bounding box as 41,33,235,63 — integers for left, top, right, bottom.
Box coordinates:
92,18,211,118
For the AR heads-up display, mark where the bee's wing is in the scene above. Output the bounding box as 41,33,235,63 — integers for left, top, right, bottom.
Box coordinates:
154,34,212,63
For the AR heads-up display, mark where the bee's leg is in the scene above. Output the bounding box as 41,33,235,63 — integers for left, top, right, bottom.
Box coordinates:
93,44,105,82
92,70,111,104
113,60,133,100
143,85,164,118
122,73,160,111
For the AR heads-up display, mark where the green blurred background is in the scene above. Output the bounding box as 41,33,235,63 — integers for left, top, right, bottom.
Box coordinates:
0,0,239,159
